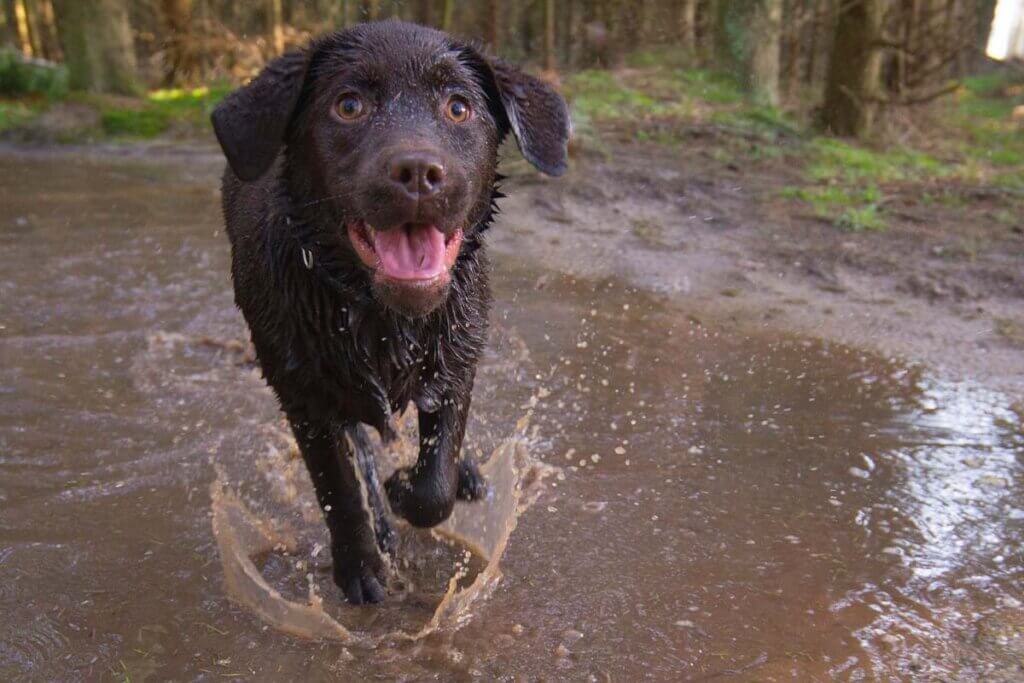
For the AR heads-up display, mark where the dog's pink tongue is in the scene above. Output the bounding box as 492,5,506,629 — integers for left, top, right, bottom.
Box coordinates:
373,224,446,280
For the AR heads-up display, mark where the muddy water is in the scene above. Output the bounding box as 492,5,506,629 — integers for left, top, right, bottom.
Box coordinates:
1,149,1022,681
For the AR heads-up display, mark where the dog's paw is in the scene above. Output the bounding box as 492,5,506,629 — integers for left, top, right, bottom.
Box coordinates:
456,457,488,501
332,541,389,605
385,466,455,528
335,568,387,605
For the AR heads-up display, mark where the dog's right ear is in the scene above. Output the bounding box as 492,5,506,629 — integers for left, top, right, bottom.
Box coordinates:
211,50,309,182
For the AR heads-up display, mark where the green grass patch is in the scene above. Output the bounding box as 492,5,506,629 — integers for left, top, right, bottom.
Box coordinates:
564,67,745,125
836,204,886,232
807,138,948,183
781,183,886,231
0,99,46,132
93,85,229,138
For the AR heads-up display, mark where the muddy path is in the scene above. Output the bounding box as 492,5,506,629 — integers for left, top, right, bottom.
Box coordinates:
0,147,1022,681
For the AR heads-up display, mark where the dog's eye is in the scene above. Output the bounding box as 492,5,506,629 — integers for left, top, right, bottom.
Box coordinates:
445,96,471,124
336,95,365,121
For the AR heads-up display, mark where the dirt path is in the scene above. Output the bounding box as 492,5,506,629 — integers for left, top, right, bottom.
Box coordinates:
492,140,1024,397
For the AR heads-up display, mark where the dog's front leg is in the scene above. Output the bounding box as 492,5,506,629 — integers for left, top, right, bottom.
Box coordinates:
289,416,388,604
386,382,486,527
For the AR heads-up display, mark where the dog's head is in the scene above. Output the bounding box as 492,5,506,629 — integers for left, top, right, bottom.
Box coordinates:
212,20,570,317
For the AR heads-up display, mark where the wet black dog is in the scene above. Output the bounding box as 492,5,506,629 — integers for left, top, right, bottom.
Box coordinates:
211,21,569,604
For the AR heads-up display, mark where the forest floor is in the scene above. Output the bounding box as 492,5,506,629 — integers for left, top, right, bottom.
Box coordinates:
3,58,1023,397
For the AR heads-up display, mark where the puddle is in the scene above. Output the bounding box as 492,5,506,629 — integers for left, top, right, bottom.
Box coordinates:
1,151,1022,680
210,429,553,645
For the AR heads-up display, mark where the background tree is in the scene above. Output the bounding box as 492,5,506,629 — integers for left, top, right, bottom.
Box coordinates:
715,0,783,106
52,0,140,94
821,0,883,136
159,0,195,85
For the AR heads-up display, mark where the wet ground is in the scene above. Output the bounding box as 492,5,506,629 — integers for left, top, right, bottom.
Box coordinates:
1,149,1022,681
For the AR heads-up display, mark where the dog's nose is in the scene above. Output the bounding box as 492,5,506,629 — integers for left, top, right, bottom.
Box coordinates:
388,152,445,198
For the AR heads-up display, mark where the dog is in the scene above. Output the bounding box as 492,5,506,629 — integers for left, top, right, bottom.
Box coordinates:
211,20,569,605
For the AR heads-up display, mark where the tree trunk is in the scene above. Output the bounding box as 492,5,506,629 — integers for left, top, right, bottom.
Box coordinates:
38,0,60,60
486,0,500,50
543,0,555,71
360,0,379,21
0,0,15,47
25,0,61,59
821,0,884,136
12,0,31,55
678,0,697,58
975,0,997,68
442,0,454,32
159,0,195,85
715,0,782,106
52,0,140,94
416,0,433,26
267,0,284,54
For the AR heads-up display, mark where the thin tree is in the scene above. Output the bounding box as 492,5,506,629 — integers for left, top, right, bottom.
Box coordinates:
12,0,32,56
160,0,196,85
486,0,500,50
715,0,783,106
268,0,284,55
361,0,380,21
442,0,454,32
544,0,555,71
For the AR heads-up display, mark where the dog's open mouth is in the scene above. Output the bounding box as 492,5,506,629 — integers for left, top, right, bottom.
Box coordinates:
347,221,463,282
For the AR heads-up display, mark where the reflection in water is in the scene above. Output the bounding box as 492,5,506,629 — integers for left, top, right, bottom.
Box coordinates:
0,151,1021,680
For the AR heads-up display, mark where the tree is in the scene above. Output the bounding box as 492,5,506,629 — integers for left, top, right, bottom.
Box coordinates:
821,0,884,136
52,0,140,94
715,0,782,106
268,0,284,55
543,0,555,71
442,0,454,31
486,0,500,50
360,0,380,21
159,0,196,85
677,0,698,58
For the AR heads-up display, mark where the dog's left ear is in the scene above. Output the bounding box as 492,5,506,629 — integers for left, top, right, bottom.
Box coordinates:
211,50,310,182
463,48,571,177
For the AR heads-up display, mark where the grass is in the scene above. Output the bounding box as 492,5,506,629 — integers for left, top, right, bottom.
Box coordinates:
0,99,46,132
563,53,1023,235
97,85,229,138
781,184,886,231
0,83,229,140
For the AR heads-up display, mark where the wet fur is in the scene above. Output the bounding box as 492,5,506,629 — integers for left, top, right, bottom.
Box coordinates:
212,21,569,605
